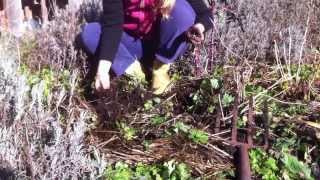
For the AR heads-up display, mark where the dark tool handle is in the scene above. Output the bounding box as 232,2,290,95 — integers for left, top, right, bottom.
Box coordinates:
237,145,251,180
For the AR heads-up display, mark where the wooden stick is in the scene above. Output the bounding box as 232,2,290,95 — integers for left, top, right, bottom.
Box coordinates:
231,95,239,143
247,96,253,146
263,100,269,149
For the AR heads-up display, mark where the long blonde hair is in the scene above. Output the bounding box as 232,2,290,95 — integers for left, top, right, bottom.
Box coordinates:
158,0,176,19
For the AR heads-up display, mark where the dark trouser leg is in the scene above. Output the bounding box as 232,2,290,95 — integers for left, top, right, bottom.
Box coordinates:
80,22,143,76
156,0,196,63
151,0,196,94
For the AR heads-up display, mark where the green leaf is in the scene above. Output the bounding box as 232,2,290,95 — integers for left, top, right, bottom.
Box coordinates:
265,158,278,171
104,161,193,180
151,115,167,125
222,93,235,107
143,140,151,150
105,162,133,180
188,129,209,144
192,92,201,103
281,153,314,180
135,163,161,179
245,84,266,97
176,163,191,180
207,105,215,113
200,77,220,91
210,78,220,89
249,149,280,180
117,122,137,141
164,160,176,177
174,122,191,134
153,97,161,104
144,100,154,110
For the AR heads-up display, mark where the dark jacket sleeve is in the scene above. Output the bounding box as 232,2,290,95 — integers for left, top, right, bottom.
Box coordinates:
98,0,124,62
187,0,213,31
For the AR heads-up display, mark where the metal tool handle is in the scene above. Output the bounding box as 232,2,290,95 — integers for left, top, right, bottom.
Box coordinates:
236,145,251,180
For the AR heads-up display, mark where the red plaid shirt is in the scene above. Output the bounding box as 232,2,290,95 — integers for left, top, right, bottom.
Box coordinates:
123,0,159,38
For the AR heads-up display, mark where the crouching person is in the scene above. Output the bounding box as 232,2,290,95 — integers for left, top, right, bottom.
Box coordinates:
80,0,213,94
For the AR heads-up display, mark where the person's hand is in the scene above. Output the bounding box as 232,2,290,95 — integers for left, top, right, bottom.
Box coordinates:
186,23,205,45
95,60,112,91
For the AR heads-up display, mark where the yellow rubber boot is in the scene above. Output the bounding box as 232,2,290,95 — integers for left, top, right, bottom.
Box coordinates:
152,60,171,95
125,60,146,82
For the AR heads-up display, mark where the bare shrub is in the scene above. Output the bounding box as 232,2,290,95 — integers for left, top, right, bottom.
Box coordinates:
207,0,320,64
21,8,87,72
0,17,105,180
78,0,103,23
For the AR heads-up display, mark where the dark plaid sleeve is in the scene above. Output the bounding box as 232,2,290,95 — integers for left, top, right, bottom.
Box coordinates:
98,0,124,62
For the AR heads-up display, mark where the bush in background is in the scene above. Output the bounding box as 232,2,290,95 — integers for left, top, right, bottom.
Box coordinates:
0,7,106,179
204,0,320,67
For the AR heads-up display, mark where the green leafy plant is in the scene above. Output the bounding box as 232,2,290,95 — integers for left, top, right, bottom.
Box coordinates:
290,64,314,82
174,122,208,144
163,160,191,180
174,122,191,134
281,153,314,180
144,97,161,111
186,72,225,114
144,100,154,111
222,93,235,107
212,65,224,78
40,68,55,98
104,160,192,180
143,140,152,151
135,163,162,179
211,169,236,179
22,67,55,101
20,65,72,102
175,163,191,180
117,122,137,141
59,69,71,90
286,104,309,115
273,127,298,153
189,91,204,108
237,116,247,128
250,148,280,180
126,72,148,90
200,77,220,91
172,72,182,82
245,84,266,97
188,129,209,144
207,105,215,113
151,115,167,125
270,102,309,117
104,162,133,180
250,132,315,180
